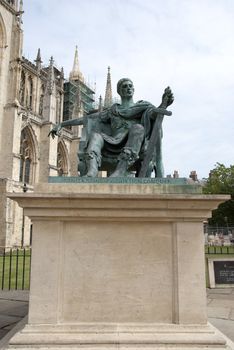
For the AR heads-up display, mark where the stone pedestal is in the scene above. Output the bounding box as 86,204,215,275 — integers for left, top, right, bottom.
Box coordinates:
7,183,231,349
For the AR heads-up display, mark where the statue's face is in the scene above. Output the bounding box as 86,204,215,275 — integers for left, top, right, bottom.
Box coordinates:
119,80,134,98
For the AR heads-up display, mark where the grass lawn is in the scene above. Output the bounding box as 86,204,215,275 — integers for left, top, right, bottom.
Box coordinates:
0,248,31,290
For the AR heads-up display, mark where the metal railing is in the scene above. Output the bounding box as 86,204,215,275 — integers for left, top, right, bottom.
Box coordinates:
205,245,234,254
0,247,31,290
204,225,234,247
204,225,234,236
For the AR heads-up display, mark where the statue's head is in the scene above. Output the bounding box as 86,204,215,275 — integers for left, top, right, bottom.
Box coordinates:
117,78,134,97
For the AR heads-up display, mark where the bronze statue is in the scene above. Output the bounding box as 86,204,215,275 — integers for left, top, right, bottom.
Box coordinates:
49,78,173,177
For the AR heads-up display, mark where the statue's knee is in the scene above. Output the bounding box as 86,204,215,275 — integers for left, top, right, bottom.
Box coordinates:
91,132,103,142
131,124,145,137
89,132,104,149
132,124,144,131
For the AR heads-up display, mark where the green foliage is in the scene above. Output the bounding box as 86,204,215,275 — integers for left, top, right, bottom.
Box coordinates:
203,163,234,225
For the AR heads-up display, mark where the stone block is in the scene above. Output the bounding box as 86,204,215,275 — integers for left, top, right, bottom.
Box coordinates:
6,184,231,349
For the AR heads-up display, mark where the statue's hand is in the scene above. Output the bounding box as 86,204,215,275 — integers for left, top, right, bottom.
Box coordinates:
48,124,62,139
161,86,174,108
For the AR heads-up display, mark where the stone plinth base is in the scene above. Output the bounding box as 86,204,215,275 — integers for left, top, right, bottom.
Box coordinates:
7,183,231,349
9,323,229,350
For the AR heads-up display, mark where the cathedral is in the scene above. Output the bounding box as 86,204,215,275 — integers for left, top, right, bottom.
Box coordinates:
0,0,112,247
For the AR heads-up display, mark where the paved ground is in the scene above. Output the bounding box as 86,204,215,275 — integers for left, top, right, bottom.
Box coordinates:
0,288,233,348
0,290,29,348
207,287,234,343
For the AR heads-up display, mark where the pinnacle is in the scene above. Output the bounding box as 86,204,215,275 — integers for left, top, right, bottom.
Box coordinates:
104,66,112,108
69,46,84,82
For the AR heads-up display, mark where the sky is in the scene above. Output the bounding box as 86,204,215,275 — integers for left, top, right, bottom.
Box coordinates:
22,0,234,178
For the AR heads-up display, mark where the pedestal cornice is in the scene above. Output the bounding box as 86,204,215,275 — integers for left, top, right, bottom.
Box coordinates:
7,183,229,222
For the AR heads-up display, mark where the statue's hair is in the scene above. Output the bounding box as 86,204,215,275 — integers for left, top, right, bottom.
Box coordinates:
117,78,133,95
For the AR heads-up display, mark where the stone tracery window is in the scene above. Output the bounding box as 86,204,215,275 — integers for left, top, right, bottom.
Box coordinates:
19,127,35,184
57,142,68,176
28,76,33,109
19,70,25,105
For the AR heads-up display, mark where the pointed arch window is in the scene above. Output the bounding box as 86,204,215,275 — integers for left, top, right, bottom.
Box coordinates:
19,71,25,105
57,142,68,176
19,128,35,184
28,76,33,109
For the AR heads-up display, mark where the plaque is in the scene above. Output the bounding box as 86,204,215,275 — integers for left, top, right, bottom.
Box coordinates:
214,260,234,284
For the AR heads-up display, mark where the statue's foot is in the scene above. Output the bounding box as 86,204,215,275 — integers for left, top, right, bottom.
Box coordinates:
110,169,131,178
83,169,98,177
109,170,124,178
109,160,131,178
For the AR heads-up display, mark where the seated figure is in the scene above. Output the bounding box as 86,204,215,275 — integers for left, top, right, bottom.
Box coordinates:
49,78,174,177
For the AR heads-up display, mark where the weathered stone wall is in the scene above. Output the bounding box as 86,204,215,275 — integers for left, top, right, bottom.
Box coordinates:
0,2,80,247
0,178,32,247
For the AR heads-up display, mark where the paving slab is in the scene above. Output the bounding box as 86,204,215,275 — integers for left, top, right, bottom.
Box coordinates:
0,291,29,302
0,300,28,317
0,329,8,339
0,315,22,328
0,292,29,347
208,306,231,319
208,293,234,301
0,316,27,350
207,288,234,295
209,318,234,342
209,298,234,308
229,309,234,321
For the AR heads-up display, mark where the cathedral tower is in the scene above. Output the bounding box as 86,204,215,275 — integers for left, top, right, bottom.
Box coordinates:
0,0,23,179
69,45,84,82
0,0,24,246
104,66,112,108
63,46,95,121
0,2,68,247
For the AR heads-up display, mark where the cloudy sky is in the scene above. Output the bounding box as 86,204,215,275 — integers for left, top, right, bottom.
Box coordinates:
22,0,234,178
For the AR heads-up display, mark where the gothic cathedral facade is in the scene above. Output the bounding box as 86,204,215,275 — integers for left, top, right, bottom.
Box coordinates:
0,0,99,247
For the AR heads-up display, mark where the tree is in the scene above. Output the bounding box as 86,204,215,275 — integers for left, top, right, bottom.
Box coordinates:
203,163,234,226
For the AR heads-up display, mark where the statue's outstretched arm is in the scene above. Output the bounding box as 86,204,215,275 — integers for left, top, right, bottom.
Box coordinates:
158,86,174,109
48,117,84,139
61,117,84,127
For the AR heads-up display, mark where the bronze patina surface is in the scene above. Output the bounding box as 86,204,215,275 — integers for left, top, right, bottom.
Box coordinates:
49,79,173,178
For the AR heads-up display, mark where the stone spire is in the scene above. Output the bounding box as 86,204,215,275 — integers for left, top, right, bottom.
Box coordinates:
19,0,23,12
46,56,55,95
69,46,84,82
43,56,56,123
60,67,64,88
17,0,24,26
35,48,42,71
104,66,112,108
98,95,103,112
60,67,64,79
